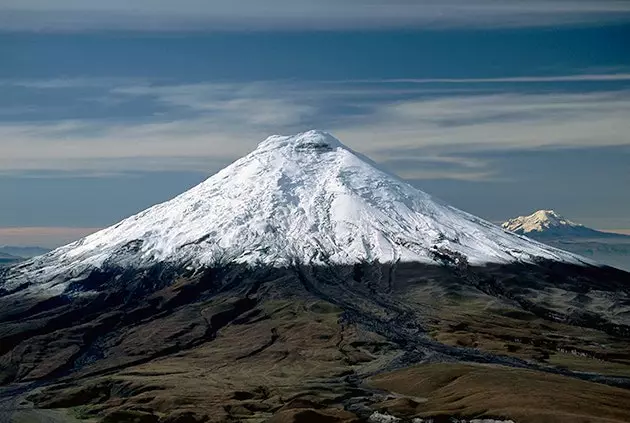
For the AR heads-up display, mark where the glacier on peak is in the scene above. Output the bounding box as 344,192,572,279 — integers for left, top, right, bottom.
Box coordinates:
2,130,590,295
502,209,582,234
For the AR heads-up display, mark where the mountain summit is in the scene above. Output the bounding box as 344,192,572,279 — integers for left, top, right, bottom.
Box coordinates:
5,130,584,296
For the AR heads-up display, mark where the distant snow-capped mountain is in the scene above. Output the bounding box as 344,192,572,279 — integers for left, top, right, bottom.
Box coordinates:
502,210,630,271
502,210,629,239
3,131,589,296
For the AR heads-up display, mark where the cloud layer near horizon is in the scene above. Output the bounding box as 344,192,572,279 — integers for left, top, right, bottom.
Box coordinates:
1,0,630,31
0,227,99,247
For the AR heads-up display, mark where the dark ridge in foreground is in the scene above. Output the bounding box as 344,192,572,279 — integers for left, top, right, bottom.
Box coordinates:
1,260,630,422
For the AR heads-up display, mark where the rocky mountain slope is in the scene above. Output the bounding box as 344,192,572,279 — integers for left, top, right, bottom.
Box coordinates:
1,131,629,423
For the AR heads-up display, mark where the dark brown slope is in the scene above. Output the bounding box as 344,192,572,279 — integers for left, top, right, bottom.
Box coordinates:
1,261,630,422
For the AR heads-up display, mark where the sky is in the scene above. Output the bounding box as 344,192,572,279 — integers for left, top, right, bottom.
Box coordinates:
1,1,630,247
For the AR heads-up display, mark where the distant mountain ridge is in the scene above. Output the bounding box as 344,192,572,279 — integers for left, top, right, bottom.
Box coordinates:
0,251,22,266
0,252,20,260
0,246,50,267
502,210,630,239
0,246,50,259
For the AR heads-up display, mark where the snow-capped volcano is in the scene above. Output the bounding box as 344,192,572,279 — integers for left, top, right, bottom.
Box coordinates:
502,210,628,239
4,131,588,294
502,210,583,235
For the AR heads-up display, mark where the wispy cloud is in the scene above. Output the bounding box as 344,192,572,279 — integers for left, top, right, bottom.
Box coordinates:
379,156,497,181
2,76,629,240
1,0,629,31
352,73,630,84
112,83,317,127
1,80,629,181
0,74,630,180
0,77,146,89
6,73,630,91
0,120,257,172
337,91,630,155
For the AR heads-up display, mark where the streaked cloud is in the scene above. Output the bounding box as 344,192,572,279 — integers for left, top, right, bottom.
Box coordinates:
1,0,630,31
377,155,497,181
0,77,146,89
353,73,630,84
340,91,630,155
1,80,629,181
5,72,630,91
112,83,317,127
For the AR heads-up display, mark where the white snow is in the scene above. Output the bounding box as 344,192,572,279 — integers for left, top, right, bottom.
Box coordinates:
502,210,582,234
369,412,401,423
2,130,589,294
